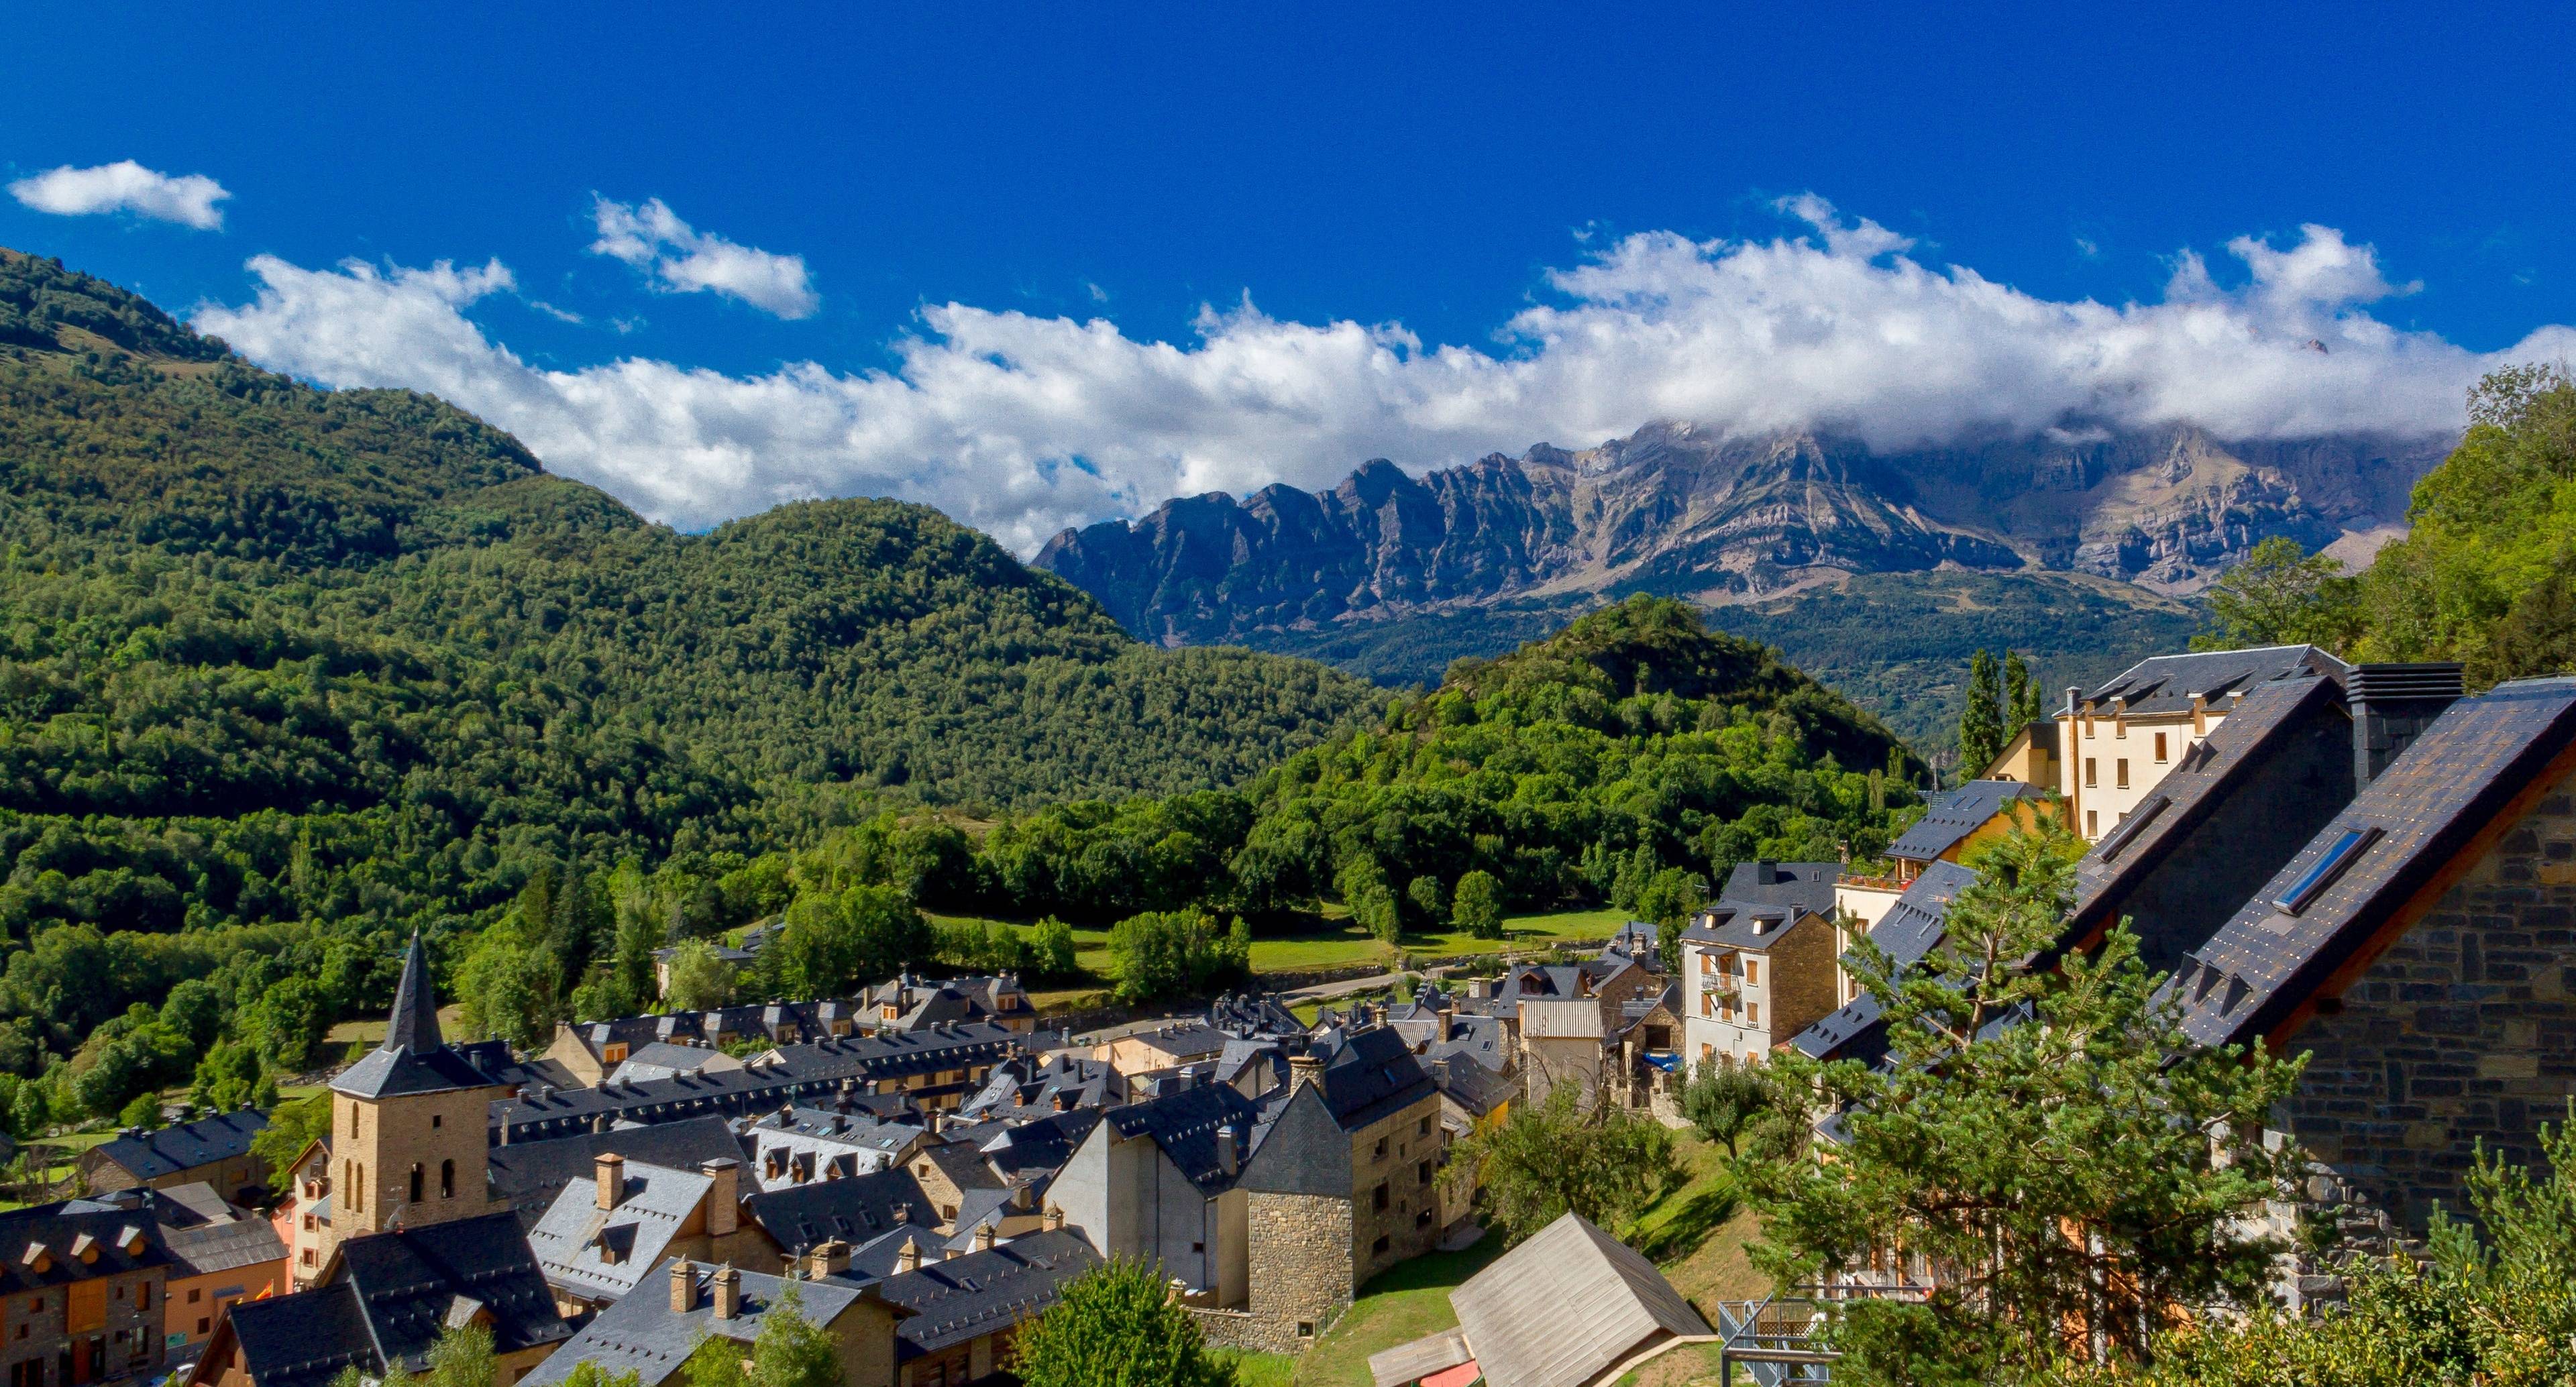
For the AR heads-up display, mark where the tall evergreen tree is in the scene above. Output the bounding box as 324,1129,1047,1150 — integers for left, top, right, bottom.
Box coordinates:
2004,649,2042,729
1957,648,2006,776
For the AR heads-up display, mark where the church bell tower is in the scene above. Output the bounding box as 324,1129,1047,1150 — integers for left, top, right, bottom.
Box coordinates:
326,934,511,1240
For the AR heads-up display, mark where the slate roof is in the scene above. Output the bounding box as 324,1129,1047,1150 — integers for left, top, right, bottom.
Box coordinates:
744,1166,941,1254
1097,1083,1263,1192
1715,861,1840,916
1208,991,1307,1038
485,1116,749,1229
873,1229,1099,1360
956,1054,1121,1123
608,1042,739,1085
1887,779,2050,863
2170,677,2576,1050
521,1260,882,1387
1426,1013,1511,1073
1306,1026,1440,1131
1684,902,1820,952
88,1108,269,1183
1119,1023,1231,1063
1787,861,1977,1064
227,1212,568,1387
908,1141,1008,1197
337,936,518,1101
2083,644,2351,717
973,1109,1102,1182
1429,1053,1517,1119
527,1158,713,1304
492,1022,1020,1143
126,1182,286,1277
0,1199,177,1293
1446,1212,1711,1387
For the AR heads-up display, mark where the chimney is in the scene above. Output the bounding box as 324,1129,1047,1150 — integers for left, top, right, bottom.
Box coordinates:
1216,1124,1238,1178
1287,1046,1325,1095
701,1158,740,1237
806,1239,851,1279
2349,664,2465,787
1753,859,1778,886
669,1259,698,1313
596,1152,626,1210
2064,685,2081,717
896,1235,924,1274
1177,1065,1197,1091
710,1264,741,1320
973,1221,997,1252
1043,1203,1065,1233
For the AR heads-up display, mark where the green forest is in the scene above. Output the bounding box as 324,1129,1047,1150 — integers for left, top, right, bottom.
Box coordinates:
0,249,1930,1125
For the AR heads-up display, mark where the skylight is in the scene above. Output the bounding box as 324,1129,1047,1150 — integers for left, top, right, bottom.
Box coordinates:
2273,826,2382,916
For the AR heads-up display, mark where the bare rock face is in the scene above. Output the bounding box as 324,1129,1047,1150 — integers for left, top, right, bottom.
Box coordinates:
1032,421,2447,644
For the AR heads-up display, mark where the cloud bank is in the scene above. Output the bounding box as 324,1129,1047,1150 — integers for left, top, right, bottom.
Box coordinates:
9,160,230,229
590,197,818,319
192,198,2576,553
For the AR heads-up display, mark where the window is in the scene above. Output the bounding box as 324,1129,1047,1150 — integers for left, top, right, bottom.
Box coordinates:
2084,757,2098,787
1373,1182,1390,1211
1373,1138,1387,1160
301,1249,315,1266
2273,827,2383,916
187,1290,200,1304
1371,1235,1391,1256
1417,1115,1432,1137
408,1164,423,1204
1746,1003,1760,1027
133,1286,146,1312
1417,1160,1433,1186
196,1320,209,1336
441,1160,455,1199
2115,758,2129,788
1297,1323,1316,1339
1744,960,1758,985
2155,732,2169,762
2087,810,2100,836
431,1115,441,1129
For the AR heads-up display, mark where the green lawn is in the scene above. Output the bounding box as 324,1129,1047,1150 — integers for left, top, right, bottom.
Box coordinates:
928,906,1631,1010
1274,1131,1766,1386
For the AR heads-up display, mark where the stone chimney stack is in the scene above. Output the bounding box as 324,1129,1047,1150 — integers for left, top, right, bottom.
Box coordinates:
896,1235,924,1274
973,1221,997,1252
700,1158,740,1237
710,1264,741,1320
1216,1124,1238,1178
596,1153,626,1211
1287,1044,1325,1095
806,1239,851,1279
669,1258,697,1313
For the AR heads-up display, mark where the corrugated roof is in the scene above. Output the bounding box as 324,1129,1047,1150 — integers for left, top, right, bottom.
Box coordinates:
1448,1213,1711,1387
1518,998,1605,1040
2171,677,2576,1050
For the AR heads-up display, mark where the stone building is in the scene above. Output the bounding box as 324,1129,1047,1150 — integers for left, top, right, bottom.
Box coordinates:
865,1228,1099,1386
0,1199,180,1387
78,1111,271,1205
525,1154,774,1316
1232,1028,1445,1352
520,1259,900,1387
2169,673,2576,1237
191,1212,568,1387
1677,904,1838,1068
1048,1080,1259,1307
303,935,521,1279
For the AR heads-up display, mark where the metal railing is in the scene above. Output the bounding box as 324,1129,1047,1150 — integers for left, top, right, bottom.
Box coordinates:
1713,1281,1935,1384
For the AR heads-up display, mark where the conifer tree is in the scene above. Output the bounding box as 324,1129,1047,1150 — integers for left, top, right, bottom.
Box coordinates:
1957,648,2006,775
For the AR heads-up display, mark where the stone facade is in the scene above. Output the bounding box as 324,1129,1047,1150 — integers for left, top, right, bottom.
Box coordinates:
1240,1192,1352,1353
2277,770,2576,1235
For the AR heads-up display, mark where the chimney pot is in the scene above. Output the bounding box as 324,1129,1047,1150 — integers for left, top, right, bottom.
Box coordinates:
710,1264,741,1320
596,1152,626,1210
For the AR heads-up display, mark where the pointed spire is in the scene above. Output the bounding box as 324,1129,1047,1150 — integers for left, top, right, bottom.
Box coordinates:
384,932,443,1056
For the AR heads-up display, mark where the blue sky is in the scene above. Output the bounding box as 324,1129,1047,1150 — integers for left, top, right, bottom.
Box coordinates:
6,3,2573,547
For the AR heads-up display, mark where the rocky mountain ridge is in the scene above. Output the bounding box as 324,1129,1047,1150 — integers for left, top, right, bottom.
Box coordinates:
1034,421,2445,646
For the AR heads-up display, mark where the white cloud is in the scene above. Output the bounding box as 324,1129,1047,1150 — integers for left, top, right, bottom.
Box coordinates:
589,197,817,319
9,160,230,229
192,197,2576,554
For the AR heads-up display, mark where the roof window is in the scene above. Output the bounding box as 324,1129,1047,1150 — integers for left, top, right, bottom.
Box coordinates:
2273,827,2383,916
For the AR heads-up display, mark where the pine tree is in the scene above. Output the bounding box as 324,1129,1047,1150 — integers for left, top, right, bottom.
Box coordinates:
1013,1258,1238,1387
1957,649,2006,776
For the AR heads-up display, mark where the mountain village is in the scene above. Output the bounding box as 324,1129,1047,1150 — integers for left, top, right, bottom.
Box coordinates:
0,637,2564,1387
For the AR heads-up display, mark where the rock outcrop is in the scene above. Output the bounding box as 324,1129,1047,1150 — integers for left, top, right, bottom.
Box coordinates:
1035,421,2446,645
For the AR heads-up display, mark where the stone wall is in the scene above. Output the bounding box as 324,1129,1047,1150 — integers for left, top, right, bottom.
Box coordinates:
2278,770,2576,1235
1242,1191,1353,1353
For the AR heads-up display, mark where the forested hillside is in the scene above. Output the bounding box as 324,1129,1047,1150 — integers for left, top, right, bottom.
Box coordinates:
0,248,1371,1105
